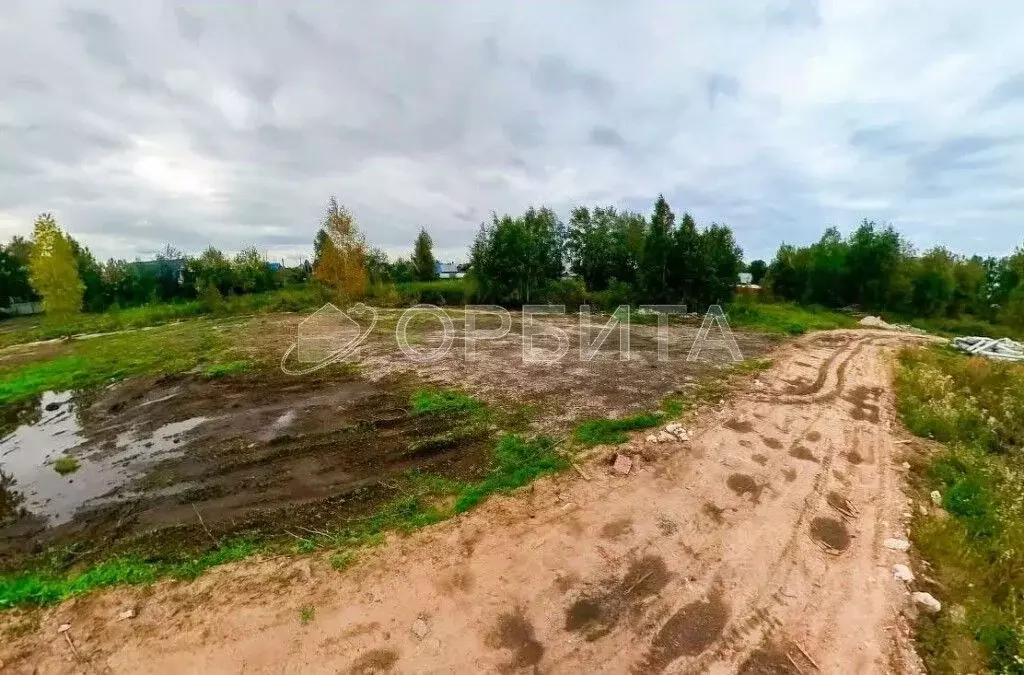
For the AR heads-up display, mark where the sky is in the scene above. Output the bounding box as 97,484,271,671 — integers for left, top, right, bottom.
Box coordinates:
1,1,1023,266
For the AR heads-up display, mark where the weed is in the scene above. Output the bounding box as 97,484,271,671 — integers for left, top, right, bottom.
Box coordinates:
0,321,245,406
455,434,566,513
726,300,856,334
898,346,1024,673
202,360,252,378
51,456,80,476
299,604,315,625
410,388,484,416
573,413,663,447
329,551,355,571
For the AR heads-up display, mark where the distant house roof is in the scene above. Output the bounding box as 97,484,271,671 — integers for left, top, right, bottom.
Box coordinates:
435,262,459,275
268,262,283,272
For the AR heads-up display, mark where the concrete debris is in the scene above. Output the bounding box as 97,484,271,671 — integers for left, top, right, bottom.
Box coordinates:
663,423,690,441
612,454,633,476
893,564,915,583
411,617,430,640
858,315,927,334
117,608,136,621
57,623,71,633
953,336,1024,362
911,592,942,614
930,490,942,506
884,538,911,552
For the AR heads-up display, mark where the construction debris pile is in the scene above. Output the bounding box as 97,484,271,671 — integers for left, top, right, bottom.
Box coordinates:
857,315,926,334
953,336,1024,362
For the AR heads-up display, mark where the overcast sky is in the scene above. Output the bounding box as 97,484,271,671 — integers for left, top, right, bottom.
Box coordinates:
2,2,1023,265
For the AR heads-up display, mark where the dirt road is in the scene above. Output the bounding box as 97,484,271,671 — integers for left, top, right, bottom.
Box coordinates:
3,330,932,673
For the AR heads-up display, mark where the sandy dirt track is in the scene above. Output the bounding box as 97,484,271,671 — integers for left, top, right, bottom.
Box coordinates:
2,329,935,674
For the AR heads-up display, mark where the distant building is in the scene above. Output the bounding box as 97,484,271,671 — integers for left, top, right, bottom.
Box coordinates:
435,262,464,279
0,301,42,317
738,272,753,285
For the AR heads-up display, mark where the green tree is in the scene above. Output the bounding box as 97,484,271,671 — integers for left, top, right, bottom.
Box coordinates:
641,195,675,302
28,213,83,318
470,206,563,304
67,237,105,311
747,259,767,285
365,247,392,284
232,247,276,294
412,228,438,281
667,211,702,307
0,236,34,308
697,223,744,308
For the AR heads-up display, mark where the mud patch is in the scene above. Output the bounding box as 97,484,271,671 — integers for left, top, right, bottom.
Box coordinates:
781,467,797,482
751,453,768,466
702,502,726,524
810,516,850,551
826,491,855,516
565,555,671,640
641,591,730,672
788,446,818,463
737,646,799,674
724,418,754,434
488,608,544,671
726,474,763,502
805,430,821,442
348,648,399,674
600,517,634,541
845,385,881,424
761,436,783,450
844,450,863,465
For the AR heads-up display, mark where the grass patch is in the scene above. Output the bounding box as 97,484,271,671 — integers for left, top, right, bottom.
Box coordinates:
726,300,856,335
0,286,329,350
202,360,252,378
454,434,566,513
897,346,1024,673
573,412,663,446
51,456,80,476
0,321,249,406
410,388,484,416
299,605,315,625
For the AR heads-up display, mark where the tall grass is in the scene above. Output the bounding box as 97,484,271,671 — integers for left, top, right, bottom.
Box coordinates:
897,346,1024,673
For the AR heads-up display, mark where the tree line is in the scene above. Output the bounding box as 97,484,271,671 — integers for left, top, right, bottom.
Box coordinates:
5,196,1024,330
0,213,310,316
763,221,1024,327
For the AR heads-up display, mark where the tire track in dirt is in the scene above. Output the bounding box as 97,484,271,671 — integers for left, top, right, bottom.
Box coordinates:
0,330,935,675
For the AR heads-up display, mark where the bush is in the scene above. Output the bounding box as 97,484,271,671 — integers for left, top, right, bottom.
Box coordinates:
541,277,586,308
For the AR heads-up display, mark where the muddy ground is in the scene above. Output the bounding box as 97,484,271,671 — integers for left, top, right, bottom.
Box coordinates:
0,311,773,572
0,329,937,674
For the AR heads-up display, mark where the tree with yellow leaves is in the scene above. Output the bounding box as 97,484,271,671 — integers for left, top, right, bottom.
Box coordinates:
312,197,368,300
28,213,83,319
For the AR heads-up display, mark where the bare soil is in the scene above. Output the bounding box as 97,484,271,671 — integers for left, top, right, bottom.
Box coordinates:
1,329,936,673
0,312,773,572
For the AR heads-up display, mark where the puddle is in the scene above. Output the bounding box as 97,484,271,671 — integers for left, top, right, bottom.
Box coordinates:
0,392,208,526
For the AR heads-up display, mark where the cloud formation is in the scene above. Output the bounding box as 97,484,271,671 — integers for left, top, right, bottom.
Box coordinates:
1,1,1022,264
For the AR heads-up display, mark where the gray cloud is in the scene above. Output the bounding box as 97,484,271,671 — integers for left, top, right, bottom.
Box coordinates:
589,125,625,148
705,74,740,110
0,1,1023,265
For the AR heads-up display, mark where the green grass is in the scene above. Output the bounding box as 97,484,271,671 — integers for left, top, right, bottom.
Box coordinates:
726,300,856,335
0,321,253,406
0,285,328,350
573,412,664,446
51,456,80,476
897,346,1024,673
410,388,484,416
299,605,315,625
202,360,252,378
